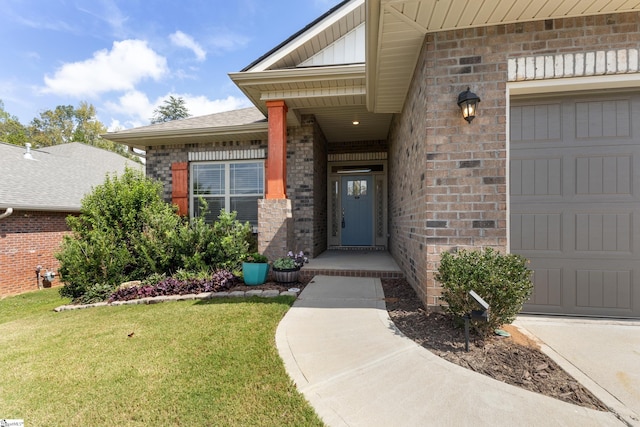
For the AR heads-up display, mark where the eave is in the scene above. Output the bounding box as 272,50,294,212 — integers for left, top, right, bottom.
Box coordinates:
103,122,269,151
367,0,640,113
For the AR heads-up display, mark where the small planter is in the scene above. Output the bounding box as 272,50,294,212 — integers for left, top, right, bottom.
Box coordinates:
242,262,269,286
272,268,300,284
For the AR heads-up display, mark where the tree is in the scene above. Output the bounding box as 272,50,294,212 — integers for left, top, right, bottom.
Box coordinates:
0,100,28,146
150,95,190,124
28,102,109,147
26,102,139,161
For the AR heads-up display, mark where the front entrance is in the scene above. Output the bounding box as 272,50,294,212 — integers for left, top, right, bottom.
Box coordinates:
341,175,373,245
327,157,388,249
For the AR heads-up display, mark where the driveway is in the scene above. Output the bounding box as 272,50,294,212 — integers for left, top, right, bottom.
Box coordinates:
515,316,640,426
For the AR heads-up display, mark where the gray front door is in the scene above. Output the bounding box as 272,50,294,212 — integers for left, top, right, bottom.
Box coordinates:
341,175,373,246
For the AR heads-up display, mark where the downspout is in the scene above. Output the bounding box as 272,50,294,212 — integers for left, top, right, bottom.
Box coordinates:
0,208,13,220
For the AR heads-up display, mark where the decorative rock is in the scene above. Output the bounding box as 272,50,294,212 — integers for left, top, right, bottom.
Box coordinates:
228,291,246,298
246,290,264,297
110,300,129,306
196,292,213,300
177,294,197,301
118,280,142,289
280,291,298,297
262,290,280,298
211,292,230,298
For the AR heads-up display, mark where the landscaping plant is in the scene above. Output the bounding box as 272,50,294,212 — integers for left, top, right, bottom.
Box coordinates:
57,168,178,302
435,248,533,334
57,170,254,303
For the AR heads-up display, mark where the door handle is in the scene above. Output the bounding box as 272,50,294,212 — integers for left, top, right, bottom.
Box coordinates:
342,208,345,228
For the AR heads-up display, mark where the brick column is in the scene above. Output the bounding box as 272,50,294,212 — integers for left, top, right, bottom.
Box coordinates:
266,100,288,199
258,100,292,259
258,198,293,261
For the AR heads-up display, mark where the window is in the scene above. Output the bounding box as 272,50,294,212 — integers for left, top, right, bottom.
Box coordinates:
191,161,264,227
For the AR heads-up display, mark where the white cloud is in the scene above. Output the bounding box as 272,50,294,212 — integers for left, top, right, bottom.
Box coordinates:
104,90,155,123
181,95,252,116
104,91,253,128
170,31,206,61
42,39,168,97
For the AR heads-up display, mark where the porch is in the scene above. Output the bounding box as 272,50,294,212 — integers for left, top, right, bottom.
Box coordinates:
299,250,403,281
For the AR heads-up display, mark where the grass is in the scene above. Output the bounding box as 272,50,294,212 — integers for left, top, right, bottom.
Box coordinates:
0,290,324,426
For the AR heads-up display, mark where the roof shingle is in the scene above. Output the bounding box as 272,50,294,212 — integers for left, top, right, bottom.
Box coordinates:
0,142,143,212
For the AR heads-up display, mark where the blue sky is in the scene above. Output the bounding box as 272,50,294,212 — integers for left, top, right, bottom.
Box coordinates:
0,0,342,131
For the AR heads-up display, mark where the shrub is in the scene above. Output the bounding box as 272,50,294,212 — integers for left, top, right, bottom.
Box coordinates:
435,248,533,335
57,168,178,302
57,171,254,303
170,208,253,273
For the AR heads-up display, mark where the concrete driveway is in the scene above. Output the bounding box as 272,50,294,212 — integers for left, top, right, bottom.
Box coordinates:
515,316,640,426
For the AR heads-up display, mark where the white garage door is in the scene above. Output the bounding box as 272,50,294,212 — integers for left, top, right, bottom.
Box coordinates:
510,91,640,318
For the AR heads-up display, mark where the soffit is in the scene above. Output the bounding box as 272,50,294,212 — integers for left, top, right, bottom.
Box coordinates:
368,0,640,113
231,64,390,142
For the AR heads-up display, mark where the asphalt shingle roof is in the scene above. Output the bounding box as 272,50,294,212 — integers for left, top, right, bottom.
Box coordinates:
0,142,143,212
107,106,266,136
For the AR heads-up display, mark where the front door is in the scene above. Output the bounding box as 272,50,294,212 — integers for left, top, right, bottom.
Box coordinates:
341,175,373,246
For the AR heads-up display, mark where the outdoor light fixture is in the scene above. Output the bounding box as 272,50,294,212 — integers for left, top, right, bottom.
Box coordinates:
457,87,481,124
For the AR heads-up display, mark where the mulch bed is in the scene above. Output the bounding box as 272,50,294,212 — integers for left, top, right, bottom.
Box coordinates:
380,278,609,411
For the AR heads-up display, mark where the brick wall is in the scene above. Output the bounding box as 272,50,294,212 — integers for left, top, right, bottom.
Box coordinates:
0,210,72,296
312,118,328,257
388,12,640,308
146,140,268,206
147,121,328,259
286,115,327,257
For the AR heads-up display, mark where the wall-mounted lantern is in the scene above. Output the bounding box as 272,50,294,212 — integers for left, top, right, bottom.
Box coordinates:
457,87,481,124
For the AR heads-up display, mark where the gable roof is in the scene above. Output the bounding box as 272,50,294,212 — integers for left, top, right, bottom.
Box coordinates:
242,0,364,72
0,142,142,212
105,107,267,150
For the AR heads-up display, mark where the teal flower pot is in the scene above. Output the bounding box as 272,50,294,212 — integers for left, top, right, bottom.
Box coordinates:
242,262,269,285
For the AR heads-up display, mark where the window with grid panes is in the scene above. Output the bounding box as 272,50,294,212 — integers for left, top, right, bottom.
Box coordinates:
190,161,264,227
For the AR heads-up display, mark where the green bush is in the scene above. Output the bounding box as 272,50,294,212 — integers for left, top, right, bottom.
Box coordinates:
56,172,255,303
170,207,253,274
435,248,533,335
57,168,178,302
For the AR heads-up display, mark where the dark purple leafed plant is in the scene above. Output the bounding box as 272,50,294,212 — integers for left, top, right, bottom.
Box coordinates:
108,270,237,302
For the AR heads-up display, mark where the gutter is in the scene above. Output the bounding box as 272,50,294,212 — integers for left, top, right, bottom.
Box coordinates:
0,207,13,220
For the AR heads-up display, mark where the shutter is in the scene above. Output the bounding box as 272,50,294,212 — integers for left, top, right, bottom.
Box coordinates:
171,162,188,216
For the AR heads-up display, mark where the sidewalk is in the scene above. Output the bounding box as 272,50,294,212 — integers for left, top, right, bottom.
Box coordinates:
276,276,624,427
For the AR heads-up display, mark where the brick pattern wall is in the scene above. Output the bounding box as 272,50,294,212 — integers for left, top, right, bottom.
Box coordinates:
0,210,72,296
328,139,388,154
312,118,328,257
286,115,327,258
147,122,328,259
257,199,293,261
387,12,640,308
146,140,268,206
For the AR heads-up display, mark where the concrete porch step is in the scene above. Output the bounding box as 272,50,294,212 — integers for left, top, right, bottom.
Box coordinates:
299,250,404,280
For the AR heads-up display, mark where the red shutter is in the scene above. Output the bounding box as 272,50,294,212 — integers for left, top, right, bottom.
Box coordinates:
171,162,188,216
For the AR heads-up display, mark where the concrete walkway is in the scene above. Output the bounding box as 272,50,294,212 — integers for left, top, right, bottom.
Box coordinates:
276,276,625,426
515,316,640,426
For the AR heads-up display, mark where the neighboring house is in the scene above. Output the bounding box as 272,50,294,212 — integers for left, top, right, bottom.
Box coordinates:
106,0,640,318
0,142,142,296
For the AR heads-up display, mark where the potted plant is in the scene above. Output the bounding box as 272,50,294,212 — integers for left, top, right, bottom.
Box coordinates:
272,251,308,284
242,252,269,286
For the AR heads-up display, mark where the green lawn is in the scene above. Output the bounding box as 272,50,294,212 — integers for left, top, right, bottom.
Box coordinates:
0,289,323,426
